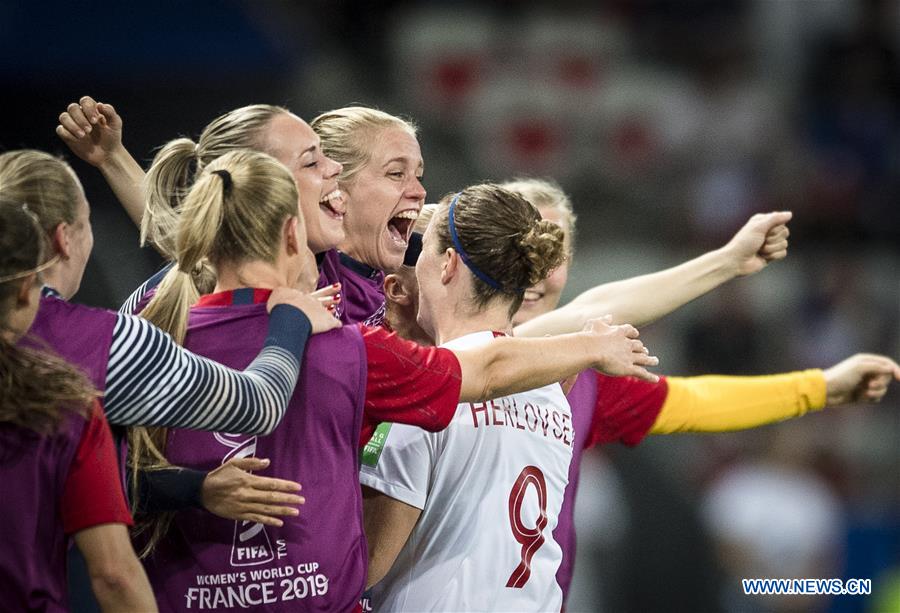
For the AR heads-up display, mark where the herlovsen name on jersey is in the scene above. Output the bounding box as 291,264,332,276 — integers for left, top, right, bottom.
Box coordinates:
468,396,573,448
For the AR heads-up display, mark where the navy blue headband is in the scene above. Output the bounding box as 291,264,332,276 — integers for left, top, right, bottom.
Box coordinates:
448,192,522,294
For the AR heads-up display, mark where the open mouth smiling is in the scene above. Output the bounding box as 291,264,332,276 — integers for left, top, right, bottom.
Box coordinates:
320,189,345,220
387,209,419,247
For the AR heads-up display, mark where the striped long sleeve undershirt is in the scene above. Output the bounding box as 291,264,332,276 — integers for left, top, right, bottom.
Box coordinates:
102,304,310,434
118,263,171,315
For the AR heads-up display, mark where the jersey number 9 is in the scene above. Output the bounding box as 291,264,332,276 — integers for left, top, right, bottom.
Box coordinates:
506,465,548,588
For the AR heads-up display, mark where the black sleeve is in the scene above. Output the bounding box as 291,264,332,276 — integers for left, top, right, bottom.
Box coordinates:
132,466,208,513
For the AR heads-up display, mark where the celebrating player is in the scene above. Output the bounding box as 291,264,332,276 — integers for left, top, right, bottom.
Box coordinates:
0,201,156,612
360,185,580,611
131,149,656,611
380,179,900,606
500,178,900,601
311,106,425,324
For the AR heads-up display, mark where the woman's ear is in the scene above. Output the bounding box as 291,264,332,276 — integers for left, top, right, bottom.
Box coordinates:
384,273,412,306
283,216,300,255
440,248,459,285
52,223,70,260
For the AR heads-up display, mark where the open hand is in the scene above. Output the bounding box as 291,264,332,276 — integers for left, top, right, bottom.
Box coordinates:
585,316,659,383
201,457,304,528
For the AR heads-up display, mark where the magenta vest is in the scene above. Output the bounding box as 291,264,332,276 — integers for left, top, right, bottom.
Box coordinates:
26,293,116,392
555,370,599,599
0,414,86,611
143,293,369,612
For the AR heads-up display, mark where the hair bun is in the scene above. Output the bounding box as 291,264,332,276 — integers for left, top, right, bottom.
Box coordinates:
518,219,566,287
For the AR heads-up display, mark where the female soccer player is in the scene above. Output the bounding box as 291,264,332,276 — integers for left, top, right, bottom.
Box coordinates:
381,179,900,605
311,106,424,324
360,185,584,612
132,149,655,612
0,201,156,612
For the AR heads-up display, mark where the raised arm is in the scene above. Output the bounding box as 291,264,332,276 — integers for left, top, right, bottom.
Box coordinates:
455,318,659,402
515,212,792,337
56,96,147,228
103,289,339,434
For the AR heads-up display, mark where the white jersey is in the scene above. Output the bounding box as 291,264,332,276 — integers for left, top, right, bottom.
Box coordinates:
359,330,574,612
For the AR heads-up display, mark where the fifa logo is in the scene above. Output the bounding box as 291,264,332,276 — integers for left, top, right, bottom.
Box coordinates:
214,433,275,567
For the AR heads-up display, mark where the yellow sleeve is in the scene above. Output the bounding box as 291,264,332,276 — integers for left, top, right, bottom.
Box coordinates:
649,369,827,435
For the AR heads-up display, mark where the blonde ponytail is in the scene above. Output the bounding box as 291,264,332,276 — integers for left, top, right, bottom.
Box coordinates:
142,105,289,258
129,149,301,555
142,138,198,259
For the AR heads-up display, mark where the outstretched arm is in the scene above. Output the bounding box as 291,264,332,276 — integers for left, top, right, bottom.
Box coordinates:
103,288,340,434
455,317,659,402
515,212,792,337
56,96,147,228
649,353,899,435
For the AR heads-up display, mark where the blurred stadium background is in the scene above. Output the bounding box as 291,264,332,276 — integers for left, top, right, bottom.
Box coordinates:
1,1,898,611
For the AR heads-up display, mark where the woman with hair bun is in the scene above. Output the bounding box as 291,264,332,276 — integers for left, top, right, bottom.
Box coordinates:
0,201,156,612
133,152,656,612
360,184,583,612
376,177,899,607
